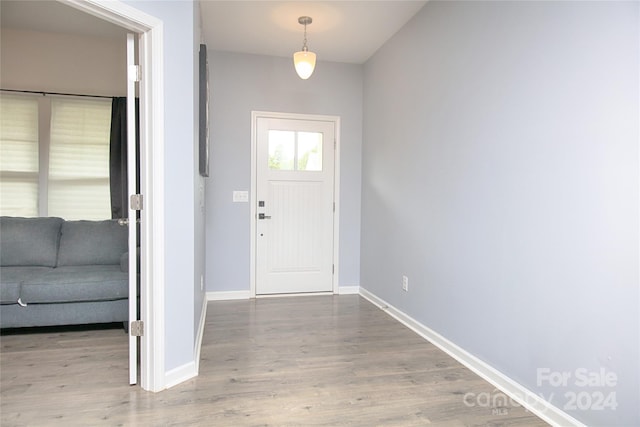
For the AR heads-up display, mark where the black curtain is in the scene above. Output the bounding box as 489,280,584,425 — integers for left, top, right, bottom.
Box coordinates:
109,97,140,219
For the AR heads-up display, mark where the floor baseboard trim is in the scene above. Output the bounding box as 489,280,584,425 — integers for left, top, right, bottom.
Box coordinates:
194,296,208,374
164,361,197,390
358,288,586,427
207,290,251,301
338,286,360,295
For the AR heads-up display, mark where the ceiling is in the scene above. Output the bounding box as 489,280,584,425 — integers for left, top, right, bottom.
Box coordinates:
199,1,427,64
0,1,129,39
1,1,427,64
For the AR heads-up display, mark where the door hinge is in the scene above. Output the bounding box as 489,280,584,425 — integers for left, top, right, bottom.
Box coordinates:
130,320,144,337
332,264,335,274
128,64,141,82
130,194,143,211
334,139,337,149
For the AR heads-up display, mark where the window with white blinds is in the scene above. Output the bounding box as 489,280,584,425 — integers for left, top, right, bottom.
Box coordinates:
0,93,111,220
48,98,111,220
0,95,39,217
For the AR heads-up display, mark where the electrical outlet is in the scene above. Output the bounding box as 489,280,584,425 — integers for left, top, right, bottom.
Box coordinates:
402,275,409,292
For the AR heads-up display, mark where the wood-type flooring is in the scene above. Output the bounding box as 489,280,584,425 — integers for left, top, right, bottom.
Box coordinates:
1,295,548,426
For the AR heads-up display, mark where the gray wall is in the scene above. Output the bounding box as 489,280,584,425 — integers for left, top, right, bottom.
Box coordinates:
361,2,638,426
206,52,362,292
124,0,199,373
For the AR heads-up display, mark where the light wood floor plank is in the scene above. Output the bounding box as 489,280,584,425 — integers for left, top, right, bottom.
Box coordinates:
1,295,547,426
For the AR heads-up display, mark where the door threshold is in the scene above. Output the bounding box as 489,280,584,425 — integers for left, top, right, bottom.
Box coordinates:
255,291,334,299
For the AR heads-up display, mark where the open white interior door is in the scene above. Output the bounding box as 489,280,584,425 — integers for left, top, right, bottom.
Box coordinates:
126,33,139,385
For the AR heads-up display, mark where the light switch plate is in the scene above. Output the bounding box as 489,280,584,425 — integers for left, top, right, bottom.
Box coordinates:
233,191,249,202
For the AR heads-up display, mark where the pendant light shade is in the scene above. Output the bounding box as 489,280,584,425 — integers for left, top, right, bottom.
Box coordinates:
293,50,316,80
293,16,316,79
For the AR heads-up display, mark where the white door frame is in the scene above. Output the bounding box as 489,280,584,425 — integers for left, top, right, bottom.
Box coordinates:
60,0,166,392
250,111,340,298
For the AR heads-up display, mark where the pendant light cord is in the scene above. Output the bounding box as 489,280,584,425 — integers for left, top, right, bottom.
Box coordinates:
302,22,309,52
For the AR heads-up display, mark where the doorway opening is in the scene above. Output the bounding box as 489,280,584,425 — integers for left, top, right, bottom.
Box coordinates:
0,0,169,391
64,0,166,392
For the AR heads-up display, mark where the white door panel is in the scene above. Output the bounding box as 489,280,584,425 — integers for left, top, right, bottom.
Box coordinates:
256,117,335,295
126,33,138,385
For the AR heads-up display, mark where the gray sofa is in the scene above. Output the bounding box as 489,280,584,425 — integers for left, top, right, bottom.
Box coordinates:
0,216,129,329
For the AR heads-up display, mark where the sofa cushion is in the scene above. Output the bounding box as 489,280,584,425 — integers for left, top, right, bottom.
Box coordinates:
56,220,128,267
0,281,20,304
19,266,128,304
0,217,63,267
0,267,54,304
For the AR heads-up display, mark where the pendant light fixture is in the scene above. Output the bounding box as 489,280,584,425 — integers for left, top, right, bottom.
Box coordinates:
293,16,316,80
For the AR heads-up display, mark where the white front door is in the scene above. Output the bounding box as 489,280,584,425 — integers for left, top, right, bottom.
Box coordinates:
255,116,336,295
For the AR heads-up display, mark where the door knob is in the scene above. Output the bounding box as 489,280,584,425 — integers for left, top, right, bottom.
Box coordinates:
258,213,272,220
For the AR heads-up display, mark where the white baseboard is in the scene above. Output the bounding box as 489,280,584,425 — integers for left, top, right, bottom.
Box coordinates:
164,361,197,389
207,290,251,301
163,298,206,390
338,285,360,295
358,288,586,427
194,296,208,374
